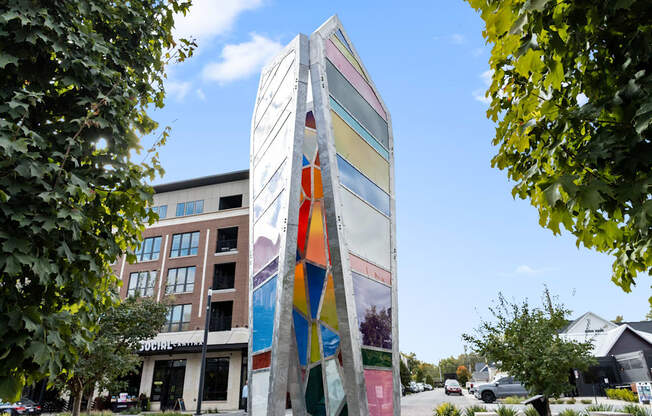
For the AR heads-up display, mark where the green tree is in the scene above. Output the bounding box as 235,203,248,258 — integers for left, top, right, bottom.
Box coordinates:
415,366,426,382
456,365,471,386
400,359,411,388
425,374,435,387
465,0,652,305
57,296,168,416
645,306,652,320
0,0,194,400
463,289,595,416
613,315,624,323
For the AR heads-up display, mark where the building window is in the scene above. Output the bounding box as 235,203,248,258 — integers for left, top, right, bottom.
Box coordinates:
127,271,157,297
213,263,236,290
209,301,233,332
165,266,196,294
135,236,162,262
219,195,242,210
216,227,238,252
203,357,229,401
176,200,204,217
170,231,200,257
164,304,192,332
151,205,168,219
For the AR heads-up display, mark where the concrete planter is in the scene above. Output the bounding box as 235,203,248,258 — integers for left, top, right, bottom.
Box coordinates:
588,413,631,416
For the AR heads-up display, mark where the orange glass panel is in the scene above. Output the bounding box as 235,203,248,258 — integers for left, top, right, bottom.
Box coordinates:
297,200,310,254
320,274,338,330
315,152,320,166
313,168,324,199
306,202,327,266
293,263,309,316
310,322,321,363
302,167,312,198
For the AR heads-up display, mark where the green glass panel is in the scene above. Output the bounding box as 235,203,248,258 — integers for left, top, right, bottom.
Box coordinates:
339,404,348,416
361,348,392,368
305,364,327,415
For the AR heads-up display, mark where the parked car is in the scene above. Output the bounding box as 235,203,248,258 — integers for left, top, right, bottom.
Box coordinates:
474,376,528,403
424,383,433,391
444,379,462,395
3,399,41,416
0,403,18,416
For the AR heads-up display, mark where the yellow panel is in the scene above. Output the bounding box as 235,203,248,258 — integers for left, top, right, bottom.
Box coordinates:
330,35,368,82
331,111,390,192
320,274,338,330
293,263,309,316
310,322,321,363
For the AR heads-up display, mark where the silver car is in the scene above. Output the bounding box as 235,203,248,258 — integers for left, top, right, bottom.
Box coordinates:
474,376,528,403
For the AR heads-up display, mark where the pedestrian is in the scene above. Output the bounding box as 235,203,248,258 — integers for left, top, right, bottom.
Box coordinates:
242,379,248,413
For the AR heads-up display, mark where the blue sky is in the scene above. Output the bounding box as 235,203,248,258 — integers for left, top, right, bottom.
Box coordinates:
143,0,651,364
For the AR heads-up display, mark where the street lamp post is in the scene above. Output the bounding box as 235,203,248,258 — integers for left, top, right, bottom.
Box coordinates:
195,289,212,416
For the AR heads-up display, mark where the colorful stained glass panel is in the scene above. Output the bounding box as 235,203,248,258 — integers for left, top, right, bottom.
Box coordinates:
293,310,309,366
252,257,278,289
320,324,340,358
306,263,326,319
349,253,391,285
293,263,309,316
325,359,346,415
361,348,392,368
251,369,270,415
252,276,277,352
305,364,326,415
310,323,321,363
352,272,392,349
320,274,338,330
252,191,284,275
364,369,393,416
337,155,390,216
305,202,327,266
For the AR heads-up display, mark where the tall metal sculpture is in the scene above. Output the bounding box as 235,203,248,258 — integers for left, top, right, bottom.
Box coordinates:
248,16,398,416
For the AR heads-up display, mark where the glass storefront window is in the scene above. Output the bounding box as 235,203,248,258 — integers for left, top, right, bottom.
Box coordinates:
203,357,230,401
151,360,186,410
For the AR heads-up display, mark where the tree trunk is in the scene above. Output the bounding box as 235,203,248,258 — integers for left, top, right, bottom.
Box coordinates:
85,382,95,413
71,390,83,416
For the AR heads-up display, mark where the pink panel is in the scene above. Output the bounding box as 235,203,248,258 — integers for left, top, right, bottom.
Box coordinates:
325,40,387,120
364,369,393,416
350,253,391,285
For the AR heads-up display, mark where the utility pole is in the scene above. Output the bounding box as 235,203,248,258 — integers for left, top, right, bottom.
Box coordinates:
195,289,212,416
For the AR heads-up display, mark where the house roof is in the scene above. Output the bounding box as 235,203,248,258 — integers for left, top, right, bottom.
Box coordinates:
621,321,652,334
560,322,652,357
152,170,249,193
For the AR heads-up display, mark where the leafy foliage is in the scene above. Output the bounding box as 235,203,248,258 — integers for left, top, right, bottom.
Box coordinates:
606,388,638,402
466,0,652,303
0,0,194,401
456,365,471,386
496,405,518,416
463,288,596,416
623,404,652,416
464,405,488,416
57,297,169,416
400,358,411,387
434,403,462,416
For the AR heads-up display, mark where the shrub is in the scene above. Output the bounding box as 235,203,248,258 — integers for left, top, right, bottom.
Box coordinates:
606,388,638,402
119,408,140,415
500,396,524,404
566,398,576,404
523,406,540,416
586,404,614,412
434,403,462,416
580,399,593,404
559,410,582,416
464,405,487,416
496,405,518,416
622,404,652,416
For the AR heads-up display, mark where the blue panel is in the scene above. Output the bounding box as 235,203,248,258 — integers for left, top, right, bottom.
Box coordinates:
293,310,309,366
303,155,310,166
335,29,354,55
320,324,340,358
326,60,389,148
337,155,390,216
252,276,277,353
330,97,389,160
305,263,326,319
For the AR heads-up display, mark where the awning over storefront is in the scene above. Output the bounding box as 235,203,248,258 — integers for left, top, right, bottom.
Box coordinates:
139,328,249,356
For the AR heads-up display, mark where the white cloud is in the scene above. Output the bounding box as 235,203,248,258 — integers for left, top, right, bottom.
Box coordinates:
202,33,283,84
450,33,466,44
166,80,191,100
196,88,206,101
473,69,494,104
499,265,557,277
173,0,263,46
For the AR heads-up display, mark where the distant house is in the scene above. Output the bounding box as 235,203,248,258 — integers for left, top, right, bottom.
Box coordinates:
559,312,652,396
472,362,498,382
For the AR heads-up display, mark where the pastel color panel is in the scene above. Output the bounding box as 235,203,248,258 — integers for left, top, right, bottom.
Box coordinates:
331,97,389,160
252,256,278,289
331,110,389,192
310,323,321,363
330,34,367,82
252,276,277,352
364,369,393,416
326,60,389,148
337,155,390,216
293,310,309,366
306,263,326,319
252,117,290,195
334,29,354,55
252,191,284,275
352,272,392,349
325,359,346,415
293,263,309,316
361,348,392,368
253,160,285,222
350,253,391,286
306,202,327,266
320,324,340,358
326,40,386,120
251,369,270,415
340,187,391,270
303,128,318,162
320,274,338,330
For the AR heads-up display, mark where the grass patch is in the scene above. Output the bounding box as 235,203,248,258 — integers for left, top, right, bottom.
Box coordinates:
499,396,524,405
622,404,652,416
586,404,614,412
496,405,518,416
523,406,540,416
580,399,593,404
565,398,576,404
559,410,582,416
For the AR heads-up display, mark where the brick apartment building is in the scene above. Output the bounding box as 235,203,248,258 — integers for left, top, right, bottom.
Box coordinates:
113,170,250,412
